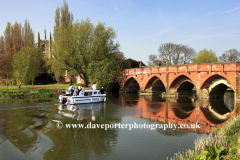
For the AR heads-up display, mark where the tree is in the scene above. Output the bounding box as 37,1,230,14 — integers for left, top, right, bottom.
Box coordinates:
12,22,22,53
0,35,4,56
158,43,196,65
114,51,128,69
219,49,240,62
46,58,66,83
147,54,159,66
52,1,119,87
179,45,196,64
0,20,35,87
1,22,14,86
124,58,142,68
192,49,218,63
13,46,43,88
0,49,13,86
87,57,121,89
22,19,34,47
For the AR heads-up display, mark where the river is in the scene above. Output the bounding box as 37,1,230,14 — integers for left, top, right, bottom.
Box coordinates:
0,93,238,160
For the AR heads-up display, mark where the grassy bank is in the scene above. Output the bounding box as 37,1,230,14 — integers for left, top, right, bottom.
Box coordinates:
0,83,84,99
171,116,240,160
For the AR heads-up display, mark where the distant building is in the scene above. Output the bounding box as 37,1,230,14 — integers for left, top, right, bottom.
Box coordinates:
37,29,52,59
62,74,85,84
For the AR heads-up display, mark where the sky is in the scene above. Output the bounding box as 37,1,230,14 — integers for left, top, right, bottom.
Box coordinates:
0,0,240,65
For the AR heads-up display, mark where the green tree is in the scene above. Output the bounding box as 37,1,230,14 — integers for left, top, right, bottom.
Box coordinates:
13,46,43,88
22,19,34,47
192,49,218,63
46,58,66,83
52,1,119,87
124,58,142,68
114,51,128,69
87,57,122,89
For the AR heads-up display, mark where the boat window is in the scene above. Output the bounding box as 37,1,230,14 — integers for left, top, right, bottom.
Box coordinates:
98,91,100,94
94,92,97,94
84,92,92,96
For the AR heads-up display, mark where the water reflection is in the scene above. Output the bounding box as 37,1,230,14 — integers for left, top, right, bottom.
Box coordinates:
58,103,106,121
118,93,238,134
44,102,119,160
0,105,52,159
0,94,239,159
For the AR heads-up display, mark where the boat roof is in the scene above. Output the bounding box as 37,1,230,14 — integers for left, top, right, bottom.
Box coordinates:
81,89,100,92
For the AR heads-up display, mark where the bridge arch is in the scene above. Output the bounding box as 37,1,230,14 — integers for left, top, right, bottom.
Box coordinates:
110,82,120,92
200,75,234,99
169,75,196,94
144,76,166,92
122,77,140,93
200,104,233,124
171,105,196,120
200,74,234,90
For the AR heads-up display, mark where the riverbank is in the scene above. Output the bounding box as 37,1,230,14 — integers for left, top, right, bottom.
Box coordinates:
0,83,81,99
171,115,240,160
0,88,65,99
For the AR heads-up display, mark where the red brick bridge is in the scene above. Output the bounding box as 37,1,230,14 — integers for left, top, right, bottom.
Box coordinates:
116,62,240,101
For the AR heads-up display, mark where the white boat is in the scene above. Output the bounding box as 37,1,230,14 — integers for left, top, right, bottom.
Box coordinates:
59,89,106,104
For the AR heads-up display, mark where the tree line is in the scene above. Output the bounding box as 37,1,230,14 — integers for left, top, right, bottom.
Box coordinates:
0,20,43,87
0,1,139,88
147,42,240,66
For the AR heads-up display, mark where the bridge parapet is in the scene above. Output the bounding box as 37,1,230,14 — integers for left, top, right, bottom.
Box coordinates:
121,62,240,74
117,62,240,101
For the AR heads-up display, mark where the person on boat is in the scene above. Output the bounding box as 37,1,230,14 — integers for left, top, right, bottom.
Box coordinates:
68,85,73,95
100,87,106,94
71,86,75,96
77,87,80,95
92,82,97,90
73,87,78,96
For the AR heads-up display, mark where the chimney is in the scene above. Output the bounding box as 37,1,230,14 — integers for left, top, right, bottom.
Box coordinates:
139,61,143,67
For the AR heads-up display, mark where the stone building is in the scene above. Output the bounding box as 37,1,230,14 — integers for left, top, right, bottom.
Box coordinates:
37,29,52,59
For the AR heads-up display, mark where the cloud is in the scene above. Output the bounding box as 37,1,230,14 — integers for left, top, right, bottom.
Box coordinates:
219,7,240,14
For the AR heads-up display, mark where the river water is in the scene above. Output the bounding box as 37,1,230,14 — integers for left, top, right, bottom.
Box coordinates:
0,93,238,160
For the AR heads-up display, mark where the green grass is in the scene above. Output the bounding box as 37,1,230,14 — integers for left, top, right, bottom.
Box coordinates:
0,83,87,99
0,83,87,90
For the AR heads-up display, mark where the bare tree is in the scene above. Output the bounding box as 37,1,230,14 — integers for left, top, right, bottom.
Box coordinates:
147,54,159,66
219,49,240,62
158,43,196,65
158,43,177,65
179,45,196,64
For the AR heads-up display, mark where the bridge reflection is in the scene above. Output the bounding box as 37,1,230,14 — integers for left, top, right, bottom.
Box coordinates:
118,94,239,134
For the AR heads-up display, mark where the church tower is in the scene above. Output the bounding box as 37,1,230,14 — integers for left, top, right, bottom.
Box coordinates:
37,29,52,59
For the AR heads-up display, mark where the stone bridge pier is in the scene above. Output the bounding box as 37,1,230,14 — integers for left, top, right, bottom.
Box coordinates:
117,62,240,101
